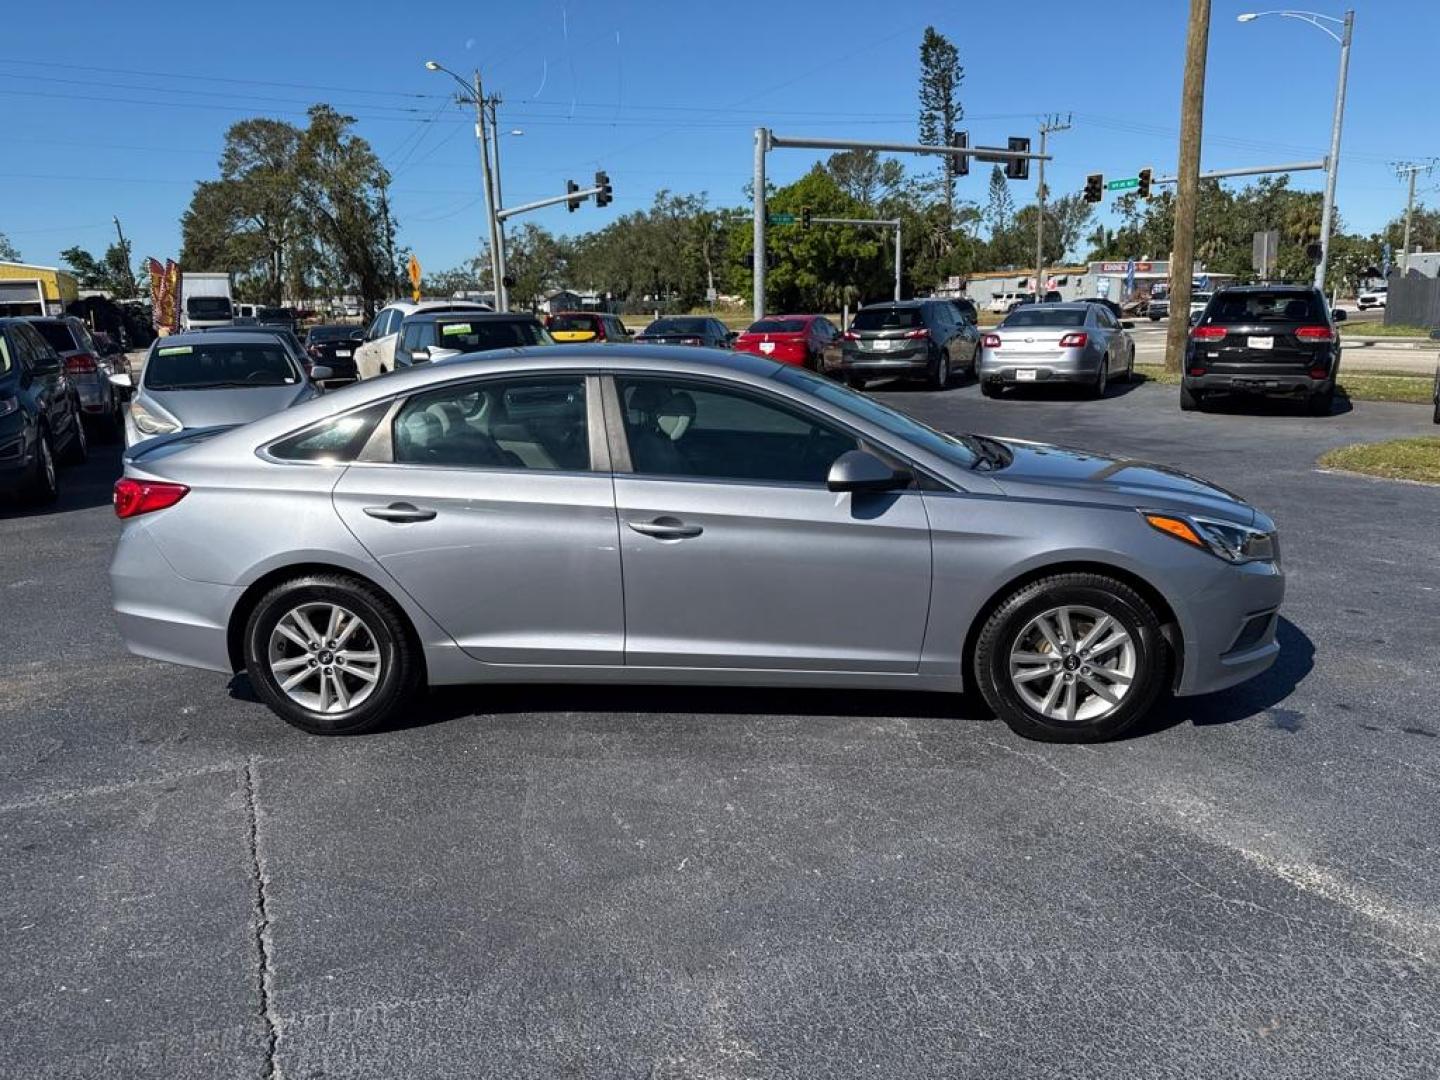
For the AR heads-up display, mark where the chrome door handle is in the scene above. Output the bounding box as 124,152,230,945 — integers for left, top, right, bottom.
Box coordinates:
627,517,703,540
363,502,436,523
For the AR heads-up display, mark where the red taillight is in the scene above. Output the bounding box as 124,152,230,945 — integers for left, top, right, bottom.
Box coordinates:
1309,366,1329,379
904,328,930,340
114,478,189,519
64,353,98,374
1058,332,1088,348
981,334,1001,348
1188,366,1207,377
842,330,859,341
1191,326,1226,341
1296,326,1333,342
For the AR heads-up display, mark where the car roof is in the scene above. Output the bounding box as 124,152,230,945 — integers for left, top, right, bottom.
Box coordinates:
152,331,298,347
1213,283,1315,294
860,300,925,309
382,299,492,315
403,310,539,324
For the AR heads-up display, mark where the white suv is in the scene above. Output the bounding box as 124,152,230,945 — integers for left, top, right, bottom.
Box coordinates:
354,300,492,380
1357,284,1388,310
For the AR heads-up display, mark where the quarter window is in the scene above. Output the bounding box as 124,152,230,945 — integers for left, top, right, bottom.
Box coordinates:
392,375,589,471
615,376,859,485
269,402,391,463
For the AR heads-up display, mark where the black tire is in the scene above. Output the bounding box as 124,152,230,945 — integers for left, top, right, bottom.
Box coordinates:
1432,393,1439,425
980,380,1001,398
972,572,1169,743
56,410,88,465
1307,386,1335,416
1089,358,1109,399
928,348,950,390
21,430,59,505
1179,382,1200,411
243,574,422,735
1122,348,1135,383
846,374,867,390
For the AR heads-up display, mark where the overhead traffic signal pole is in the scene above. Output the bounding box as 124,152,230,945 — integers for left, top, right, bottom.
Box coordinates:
751,129,1050,320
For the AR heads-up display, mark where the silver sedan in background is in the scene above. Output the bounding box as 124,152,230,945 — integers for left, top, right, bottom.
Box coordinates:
979,303,1136,398
110,346,1283,745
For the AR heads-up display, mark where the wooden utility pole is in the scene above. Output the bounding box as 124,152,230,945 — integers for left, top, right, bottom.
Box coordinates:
1033,115,1071,308
1165,0,1212,373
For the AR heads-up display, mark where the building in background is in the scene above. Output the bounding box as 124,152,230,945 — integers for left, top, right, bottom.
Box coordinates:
0,261,79,317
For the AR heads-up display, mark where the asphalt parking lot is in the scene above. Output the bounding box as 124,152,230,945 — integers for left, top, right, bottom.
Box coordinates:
2,379,1438,1079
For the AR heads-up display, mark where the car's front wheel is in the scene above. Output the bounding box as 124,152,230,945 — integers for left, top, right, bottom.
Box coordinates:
244,574,422,735
21,429,59,505
972,573,1169,743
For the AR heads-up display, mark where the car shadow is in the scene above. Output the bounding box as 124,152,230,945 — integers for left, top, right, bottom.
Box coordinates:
993,377,1146,402
1128,616,1315,738
0,439,123,518
1198,392,1354,418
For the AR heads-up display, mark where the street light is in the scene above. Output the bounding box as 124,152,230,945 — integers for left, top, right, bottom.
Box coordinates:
1236,10,1354,291
424,59,507,310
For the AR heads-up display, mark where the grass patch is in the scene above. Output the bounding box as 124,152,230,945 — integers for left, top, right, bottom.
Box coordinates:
1319,437,1440,484
1134,364,1433,403
1340,322,1434,338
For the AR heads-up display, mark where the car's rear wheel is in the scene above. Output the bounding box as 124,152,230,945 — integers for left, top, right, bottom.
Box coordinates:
929,349,950,390
244,574,421,735
1179,382,1201,411
57,411,87,465
972,573,1168,743
1089,359,1108,399
981,380,1001,398
1307,386,1335,416
21,430,59,505
846,374,867,390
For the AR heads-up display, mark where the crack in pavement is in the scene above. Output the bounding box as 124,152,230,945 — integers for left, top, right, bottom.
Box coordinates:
243,757,280,1080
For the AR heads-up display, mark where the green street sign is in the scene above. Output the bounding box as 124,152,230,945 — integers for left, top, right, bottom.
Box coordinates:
767,212,795,225
1106,177,1139,191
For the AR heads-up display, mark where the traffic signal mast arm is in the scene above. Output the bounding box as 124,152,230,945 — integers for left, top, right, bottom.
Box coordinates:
496,181,610,221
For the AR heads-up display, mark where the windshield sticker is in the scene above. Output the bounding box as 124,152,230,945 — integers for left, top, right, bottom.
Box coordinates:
441,323,472,337
157,345,193,356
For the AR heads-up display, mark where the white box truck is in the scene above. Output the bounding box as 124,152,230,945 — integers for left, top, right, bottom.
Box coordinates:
179,272,234,330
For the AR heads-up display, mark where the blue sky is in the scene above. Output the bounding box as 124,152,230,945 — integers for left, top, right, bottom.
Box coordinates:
2,1,1434,274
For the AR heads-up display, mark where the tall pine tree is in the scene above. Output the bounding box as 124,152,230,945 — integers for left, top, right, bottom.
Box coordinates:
917,27,964,226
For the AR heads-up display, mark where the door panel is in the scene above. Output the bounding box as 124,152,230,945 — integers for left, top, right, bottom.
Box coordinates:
615,478,932,671
333,464,623,664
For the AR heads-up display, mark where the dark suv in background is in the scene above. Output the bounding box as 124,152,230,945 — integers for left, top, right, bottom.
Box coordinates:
1182,285,1345,415
839,299,978,390
0,318,88,505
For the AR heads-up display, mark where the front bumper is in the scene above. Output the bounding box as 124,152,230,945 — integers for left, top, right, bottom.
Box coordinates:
0,414,31,493
110,521,239,673
1174,557,1285,696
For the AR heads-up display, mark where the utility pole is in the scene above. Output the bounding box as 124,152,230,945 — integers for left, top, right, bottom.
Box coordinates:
1033,115,1071,306
753,128,768,320
111,215,137,299
486,96,510,311
1394,161,1436,276
1165,0,1212,373
378,182,398,301
1314,10,1353,290
471,70,507,312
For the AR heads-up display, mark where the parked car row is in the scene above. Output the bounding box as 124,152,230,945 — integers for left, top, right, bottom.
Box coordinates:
0,318,91,505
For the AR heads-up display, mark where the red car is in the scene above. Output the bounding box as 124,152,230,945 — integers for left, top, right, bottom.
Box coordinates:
731,314,844,371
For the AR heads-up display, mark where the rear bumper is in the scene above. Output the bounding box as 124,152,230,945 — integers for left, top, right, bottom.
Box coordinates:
978,353,1098,385
110,521,239,673
1184,371,1329,397
1175,558,1285,696
840,345,932,376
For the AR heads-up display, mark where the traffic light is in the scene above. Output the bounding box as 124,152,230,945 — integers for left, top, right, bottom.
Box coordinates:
1084,173,1104,203
565,179,581,212
1005,136,1031,180
1137,167,1152,199
950,130,969,177
594,170,612,208
801,205,812,229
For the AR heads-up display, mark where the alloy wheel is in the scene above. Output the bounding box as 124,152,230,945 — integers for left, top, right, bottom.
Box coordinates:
267,602,382,714
1008,605,1135,724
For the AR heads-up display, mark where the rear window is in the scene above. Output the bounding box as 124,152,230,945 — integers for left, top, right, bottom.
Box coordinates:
434,319,551,351
749,319,807,333
186,297,232,318
31,321,78,353
1206,292,1322,324
852,307,922,331
1002,308,1087,328
549,314,599,332
644,318,709,335
144,341,299,390
307,326,356,343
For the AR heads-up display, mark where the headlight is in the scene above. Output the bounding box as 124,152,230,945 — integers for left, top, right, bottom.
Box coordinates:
1142,510,1278,565
131,400,182,436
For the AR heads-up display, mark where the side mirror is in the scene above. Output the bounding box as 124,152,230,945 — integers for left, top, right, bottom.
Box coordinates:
827,449,910,493
1332,308,1347,322
108,371,134,399
1188,311,1203,327
310,364,334,382
1120,320,1135,330
411,347,431,363
349,331,364,342
1429,328,1440,341
726,332,739,346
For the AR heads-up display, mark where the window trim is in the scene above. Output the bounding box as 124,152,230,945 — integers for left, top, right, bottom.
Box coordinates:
603,372,931,492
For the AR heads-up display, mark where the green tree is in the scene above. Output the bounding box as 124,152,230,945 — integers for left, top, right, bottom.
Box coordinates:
984,166,1014,242
505,223,570,311
825,149,905,208
0,232,19,261
59,243,140,298
917,26,964,225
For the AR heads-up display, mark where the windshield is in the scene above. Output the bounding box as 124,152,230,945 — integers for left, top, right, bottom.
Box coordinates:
433,319,552,351
852,307,921,331
144,341,299,390
548,314,598,332
749,319,807,334
307,326,356,343
1206,291,1322,324
186,296,232,318
1002,308,1086,328
774,365,978,471
31,321,77,353
644,318,709,335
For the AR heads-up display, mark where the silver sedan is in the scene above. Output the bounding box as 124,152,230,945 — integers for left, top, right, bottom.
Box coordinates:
110,346,1283,743
978,303,1136,398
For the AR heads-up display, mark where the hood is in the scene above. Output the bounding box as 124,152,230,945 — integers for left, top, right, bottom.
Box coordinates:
146,383,314,429
986,436,1257,525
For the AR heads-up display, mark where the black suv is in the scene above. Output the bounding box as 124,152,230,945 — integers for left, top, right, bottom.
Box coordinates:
1182,284,1345,415
0,318,88,505
839,299,979,390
